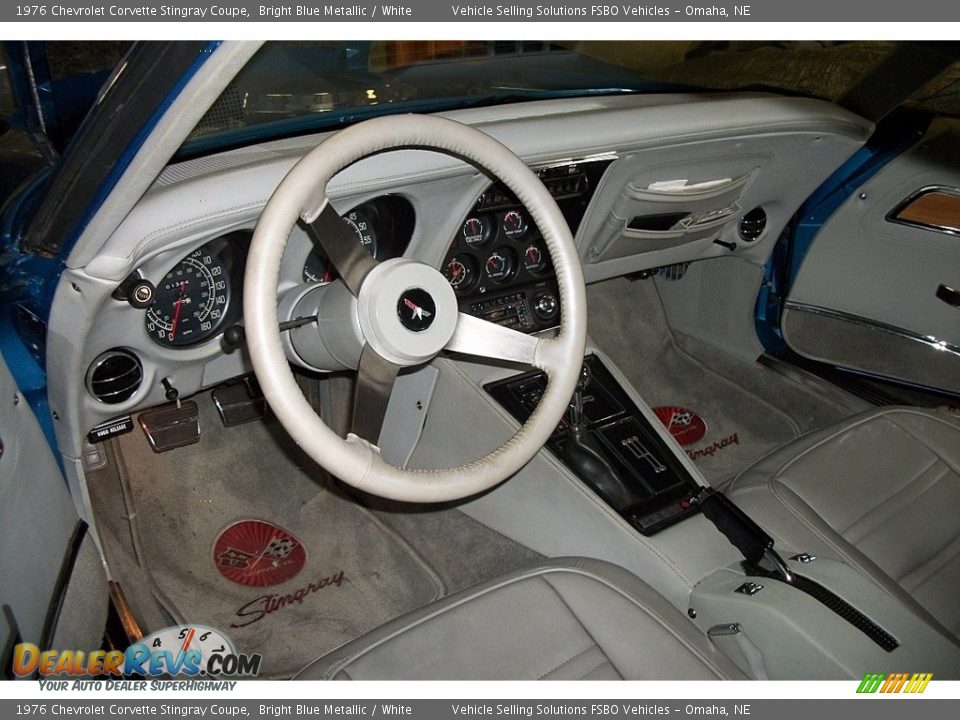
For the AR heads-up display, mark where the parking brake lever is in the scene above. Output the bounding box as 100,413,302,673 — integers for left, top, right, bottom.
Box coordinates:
695,487,793,583
694,490,902,651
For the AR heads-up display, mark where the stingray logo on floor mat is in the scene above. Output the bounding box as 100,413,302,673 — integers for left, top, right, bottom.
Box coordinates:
232,569,347,628
213,520,306,587
653,406,707,446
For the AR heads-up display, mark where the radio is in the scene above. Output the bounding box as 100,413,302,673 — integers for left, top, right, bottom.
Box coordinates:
468,287,559,333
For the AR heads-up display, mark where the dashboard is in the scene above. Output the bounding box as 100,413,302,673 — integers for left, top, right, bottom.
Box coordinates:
124,160,609,360
54,94,872,457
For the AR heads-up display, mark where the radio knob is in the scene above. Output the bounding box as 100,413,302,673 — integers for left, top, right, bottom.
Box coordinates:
533,291,558,320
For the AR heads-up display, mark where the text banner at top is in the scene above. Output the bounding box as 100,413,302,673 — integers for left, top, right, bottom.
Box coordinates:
5,0,960,22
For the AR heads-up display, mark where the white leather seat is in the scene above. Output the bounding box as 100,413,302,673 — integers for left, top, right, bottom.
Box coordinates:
297,558,744,680
728,407,960,639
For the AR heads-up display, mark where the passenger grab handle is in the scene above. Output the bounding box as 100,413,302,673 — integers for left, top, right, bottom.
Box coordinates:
695,487,794,583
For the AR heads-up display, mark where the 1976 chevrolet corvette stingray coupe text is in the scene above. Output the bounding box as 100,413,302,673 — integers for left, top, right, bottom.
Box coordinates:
2,40,960,680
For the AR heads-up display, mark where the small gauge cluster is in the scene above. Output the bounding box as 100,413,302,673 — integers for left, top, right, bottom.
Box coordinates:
443,201,561,335
441,159,612,334
445,208,551,292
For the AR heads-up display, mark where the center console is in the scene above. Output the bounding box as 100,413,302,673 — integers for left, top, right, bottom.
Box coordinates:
487,354,701,535
480,355,960,679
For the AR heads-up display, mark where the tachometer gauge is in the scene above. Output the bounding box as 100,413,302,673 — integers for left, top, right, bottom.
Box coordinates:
522,244,548,275
444,254,478,292
502,209,529,240
485,248,517,284
462,216,493,249
146,248,230,347
303,208,378,282
344,208,377,256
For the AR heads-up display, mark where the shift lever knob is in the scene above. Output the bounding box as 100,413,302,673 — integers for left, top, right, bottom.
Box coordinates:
577,363,591,392
569,363,591,429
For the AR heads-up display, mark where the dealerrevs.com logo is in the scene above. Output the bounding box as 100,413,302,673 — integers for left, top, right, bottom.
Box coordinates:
12,625,261,679
857,672,933,694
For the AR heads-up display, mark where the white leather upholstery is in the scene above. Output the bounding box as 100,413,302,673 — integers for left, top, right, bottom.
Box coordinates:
728,407,960,638
297,558,744,680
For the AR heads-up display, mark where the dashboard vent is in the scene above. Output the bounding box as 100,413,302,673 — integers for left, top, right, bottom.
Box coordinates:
86,350,143,404
739,207,767,242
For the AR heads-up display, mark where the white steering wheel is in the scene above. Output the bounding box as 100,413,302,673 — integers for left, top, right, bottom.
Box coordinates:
244,114,586,502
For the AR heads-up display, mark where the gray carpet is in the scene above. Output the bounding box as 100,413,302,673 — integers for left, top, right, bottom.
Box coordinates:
587,277,853,486
368,503,543,596
90,394,540,678
111,400,443,677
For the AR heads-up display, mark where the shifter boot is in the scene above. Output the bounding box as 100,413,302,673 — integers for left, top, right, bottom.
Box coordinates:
558,428,634,510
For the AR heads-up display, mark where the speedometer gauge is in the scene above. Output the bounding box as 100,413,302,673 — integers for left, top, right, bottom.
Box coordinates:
146,247,230,347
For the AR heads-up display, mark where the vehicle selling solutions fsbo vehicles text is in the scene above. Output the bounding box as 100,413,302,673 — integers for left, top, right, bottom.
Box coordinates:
447,4,748,16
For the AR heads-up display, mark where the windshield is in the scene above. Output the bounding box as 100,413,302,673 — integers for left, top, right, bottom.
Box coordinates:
183,41,663,154
180,41,960,156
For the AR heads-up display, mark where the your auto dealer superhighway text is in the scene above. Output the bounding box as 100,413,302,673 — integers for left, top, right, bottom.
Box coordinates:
32,5,250,17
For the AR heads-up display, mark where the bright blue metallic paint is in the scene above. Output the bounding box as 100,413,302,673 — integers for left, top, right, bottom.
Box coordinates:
0,42,219,458
0,170,60,452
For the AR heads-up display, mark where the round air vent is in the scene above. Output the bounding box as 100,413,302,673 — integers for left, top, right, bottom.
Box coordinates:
86,350,143,404
739,207,767,242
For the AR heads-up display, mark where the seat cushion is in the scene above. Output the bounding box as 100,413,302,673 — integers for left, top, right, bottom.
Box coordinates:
297,557,744,680
728,407,960,638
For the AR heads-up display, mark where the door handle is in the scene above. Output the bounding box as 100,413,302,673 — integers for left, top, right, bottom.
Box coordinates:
936,284,960,308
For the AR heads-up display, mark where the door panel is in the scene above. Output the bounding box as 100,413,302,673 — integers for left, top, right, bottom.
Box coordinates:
0,354,107,678
784,118,960,394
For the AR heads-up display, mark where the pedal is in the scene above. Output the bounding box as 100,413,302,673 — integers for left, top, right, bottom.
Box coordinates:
138,400,200,453
212,376,266,427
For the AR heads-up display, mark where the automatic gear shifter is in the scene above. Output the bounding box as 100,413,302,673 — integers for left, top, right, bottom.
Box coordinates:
557,363,635,509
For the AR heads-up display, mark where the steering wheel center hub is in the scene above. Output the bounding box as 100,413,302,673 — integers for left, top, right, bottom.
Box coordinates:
356,258,458,366
397,288,437,332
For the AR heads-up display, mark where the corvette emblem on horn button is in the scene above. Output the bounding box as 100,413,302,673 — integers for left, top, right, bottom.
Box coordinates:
397,288,436,332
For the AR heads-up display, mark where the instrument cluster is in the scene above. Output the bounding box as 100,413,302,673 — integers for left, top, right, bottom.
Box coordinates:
443,158,611,333
442,196,561,334
138,196,414,349
440,159,612,334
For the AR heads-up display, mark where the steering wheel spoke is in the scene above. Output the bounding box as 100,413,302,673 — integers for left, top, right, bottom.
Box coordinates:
351,343,402,445
445,312,543,367
304,204,378,296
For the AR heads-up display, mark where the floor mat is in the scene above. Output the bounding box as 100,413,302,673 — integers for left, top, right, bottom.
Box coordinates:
587,277,849,486
112,399,443,678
